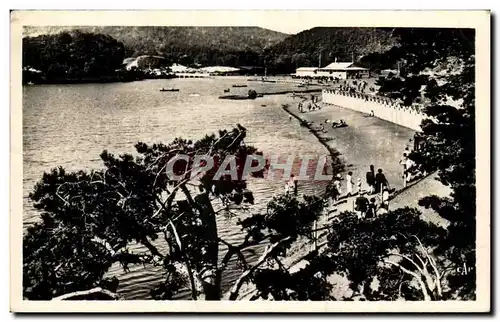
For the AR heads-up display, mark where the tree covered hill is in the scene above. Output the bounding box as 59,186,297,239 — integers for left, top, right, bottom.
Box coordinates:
23,30,128,83
22,26,400,78
23,26,289,57
263,27,398,72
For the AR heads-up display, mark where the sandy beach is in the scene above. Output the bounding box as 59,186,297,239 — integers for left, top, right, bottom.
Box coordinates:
284,94,451,213
289,95,415,192
232,92,452,300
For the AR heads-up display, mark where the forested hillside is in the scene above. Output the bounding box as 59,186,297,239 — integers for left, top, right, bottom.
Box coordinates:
264,27,398,72
23,30,129,83
23,26,288,64
22,26,399,80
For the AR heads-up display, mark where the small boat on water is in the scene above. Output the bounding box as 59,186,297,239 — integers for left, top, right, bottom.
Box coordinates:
160,88,180,92
224,88,230,93
232,84,248,88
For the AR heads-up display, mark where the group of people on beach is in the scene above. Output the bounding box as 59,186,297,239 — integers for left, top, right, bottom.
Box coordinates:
282,140,428,221
327,165,392,220
294,94,349,134
353,135,429,218
297,94,321,113
339,79,370,94
286,88,429,220
399,134,428,187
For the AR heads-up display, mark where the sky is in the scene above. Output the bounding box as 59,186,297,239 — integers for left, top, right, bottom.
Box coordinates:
258,24,311,35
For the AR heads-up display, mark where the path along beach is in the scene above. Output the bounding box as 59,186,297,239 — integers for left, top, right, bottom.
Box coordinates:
232,91,451,300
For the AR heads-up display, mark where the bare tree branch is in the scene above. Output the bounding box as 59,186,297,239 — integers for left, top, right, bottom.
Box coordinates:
412,235,442,298
168,219,198,300
228,236,292,300
52,287,120,300
385,259,431,301
388,252,424,275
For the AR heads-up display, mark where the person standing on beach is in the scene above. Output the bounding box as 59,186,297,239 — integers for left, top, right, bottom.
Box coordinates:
405,156,416,184
375,168,389,194
346,171,354,197
399,153,408,187
381,187,390,211
285,174,298,196
331,174,342,204
356,177,362,194
293,174,298,195
414,132,423,151
366,165,375,194
366,198,377,218
354,191,369,219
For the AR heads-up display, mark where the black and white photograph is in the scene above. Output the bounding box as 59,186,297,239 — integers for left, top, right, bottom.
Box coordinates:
9,10,490,313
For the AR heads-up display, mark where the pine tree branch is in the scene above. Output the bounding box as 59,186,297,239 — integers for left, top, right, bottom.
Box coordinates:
168,219,199,300
52,287,120,300
412,234,442,298
387,252,424,275
385,259,431,301
228,236,292,300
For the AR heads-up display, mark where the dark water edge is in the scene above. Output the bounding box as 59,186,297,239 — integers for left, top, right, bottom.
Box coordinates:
22,79,334,300
22,74,178,85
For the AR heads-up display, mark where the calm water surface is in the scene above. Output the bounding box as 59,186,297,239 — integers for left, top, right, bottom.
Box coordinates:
23,77,329,299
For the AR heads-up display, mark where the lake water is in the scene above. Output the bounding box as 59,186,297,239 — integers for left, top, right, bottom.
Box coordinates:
22,77,330,299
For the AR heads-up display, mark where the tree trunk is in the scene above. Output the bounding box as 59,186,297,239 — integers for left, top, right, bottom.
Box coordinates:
196,192,220,300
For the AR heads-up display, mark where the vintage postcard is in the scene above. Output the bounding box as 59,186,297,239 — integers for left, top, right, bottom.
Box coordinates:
10,10,490,313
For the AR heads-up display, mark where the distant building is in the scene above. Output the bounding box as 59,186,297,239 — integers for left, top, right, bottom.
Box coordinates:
237,66,266,76
199,66,240,75
122,57,136,65
122,56,168,71
123,59,139,71
295,67,320,78
294,62,370,79
170,63,189,73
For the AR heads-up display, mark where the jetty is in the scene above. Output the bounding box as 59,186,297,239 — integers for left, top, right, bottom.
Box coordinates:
174,73,212,78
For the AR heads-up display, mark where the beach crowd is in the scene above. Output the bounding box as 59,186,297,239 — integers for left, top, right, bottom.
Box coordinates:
285,89,429,221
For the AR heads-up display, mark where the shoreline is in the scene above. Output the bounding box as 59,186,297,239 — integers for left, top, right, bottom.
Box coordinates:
281,103,341,167
262,88,323,96
281,99,431,201
219,88,323,100
234,97,449,300
22,74,176,85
